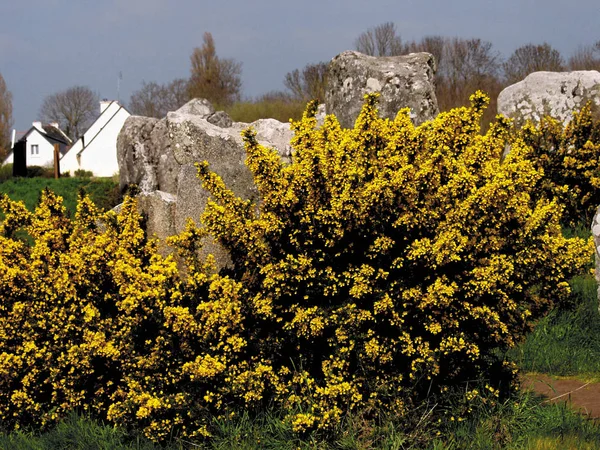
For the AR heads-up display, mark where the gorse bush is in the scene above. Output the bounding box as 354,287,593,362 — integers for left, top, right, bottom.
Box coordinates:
518,102,600,227
196,92,591,431
0,93,592,442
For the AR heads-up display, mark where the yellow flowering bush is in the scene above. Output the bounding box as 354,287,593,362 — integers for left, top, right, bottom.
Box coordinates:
195,92,592,429
0,93,593,441
0,192,248,440
518,103,600,226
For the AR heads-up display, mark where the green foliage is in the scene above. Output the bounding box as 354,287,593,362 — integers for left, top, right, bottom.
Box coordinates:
3,392,600,449
434,388,600,449
0,163,12,182
510,274,600,377
225,98,305,123
26,165,54,178
0,177,121,213
74,169,94,178
0,412,166,450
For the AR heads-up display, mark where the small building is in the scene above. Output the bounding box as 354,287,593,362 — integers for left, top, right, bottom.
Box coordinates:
60,100,131,177
3,122,71,167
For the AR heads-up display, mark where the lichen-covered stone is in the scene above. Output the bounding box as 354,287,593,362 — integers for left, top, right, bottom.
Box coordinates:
207,110,233,128
325,51,439,128
498,71,600,126
117,98,294,269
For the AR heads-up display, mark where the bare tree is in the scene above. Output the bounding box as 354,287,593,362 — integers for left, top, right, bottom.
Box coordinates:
188,32,242,106
0,73,13,159
39,86,99,141
129,78,189,118
284,62,328,102
503,43,565,84
406,35,446,70
427,37,503,128
355,22,405,56
441,38,501,88
568,41,600,71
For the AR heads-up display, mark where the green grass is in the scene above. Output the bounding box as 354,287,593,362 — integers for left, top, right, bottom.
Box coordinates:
432,390,600,450
2,393,600,449
0,176,121,215
225,99,305,123
0,413,166,450
509,274,600,378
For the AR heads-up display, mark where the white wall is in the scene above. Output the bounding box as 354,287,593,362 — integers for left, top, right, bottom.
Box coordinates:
60,102,130,177
59,139,83,174
22,129,56,167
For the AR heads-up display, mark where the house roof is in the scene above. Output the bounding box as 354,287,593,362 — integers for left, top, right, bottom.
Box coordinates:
2,123,73,164
70,101,130,157
42,125,71,145
3,125,72,162
18,125,71,147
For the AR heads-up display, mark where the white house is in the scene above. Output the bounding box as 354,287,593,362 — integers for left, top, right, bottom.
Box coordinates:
3,122,71,167
60,100,130,177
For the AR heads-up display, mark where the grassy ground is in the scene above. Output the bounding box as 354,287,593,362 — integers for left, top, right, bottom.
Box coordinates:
0,176,121,215
509,274,600,379
2,394,599,449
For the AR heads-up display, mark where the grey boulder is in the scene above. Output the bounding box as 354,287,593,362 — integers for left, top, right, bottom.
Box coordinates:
498,71,600,126
325,50,439,128
117,98,295,268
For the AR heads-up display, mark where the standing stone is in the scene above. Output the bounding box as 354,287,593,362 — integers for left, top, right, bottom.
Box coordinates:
498,71,600,126
326,51,439,128
117,98,295,269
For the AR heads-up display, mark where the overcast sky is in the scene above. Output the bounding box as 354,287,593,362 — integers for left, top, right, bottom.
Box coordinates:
1,0,598,131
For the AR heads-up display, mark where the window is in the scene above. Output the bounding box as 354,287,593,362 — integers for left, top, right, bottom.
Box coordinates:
31,144,39,155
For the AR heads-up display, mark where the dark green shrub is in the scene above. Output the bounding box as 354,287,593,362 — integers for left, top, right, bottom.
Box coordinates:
74,169,94,178
0,164,12,182
26,165,54,178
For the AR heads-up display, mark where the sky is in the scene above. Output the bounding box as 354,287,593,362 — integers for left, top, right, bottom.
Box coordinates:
1,0,598,131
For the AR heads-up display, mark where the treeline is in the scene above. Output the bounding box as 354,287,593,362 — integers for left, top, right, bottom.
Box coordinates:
128,32,328,123
355,23,600,127
129,24,600,127
1,25,598,160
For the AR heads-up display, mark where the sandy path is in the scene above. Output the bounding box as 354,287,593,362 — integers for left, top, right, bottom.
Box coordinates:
521,373,600,418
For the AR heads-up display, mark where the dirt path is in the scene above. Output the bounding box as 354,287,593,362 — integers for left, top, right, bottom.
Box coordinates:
521,373,600,418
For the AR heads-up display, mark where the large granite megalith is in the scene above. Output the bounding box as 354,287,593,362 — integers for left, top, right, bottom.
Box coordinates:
326,50,439,128
117,99,294,267
498,71,600,126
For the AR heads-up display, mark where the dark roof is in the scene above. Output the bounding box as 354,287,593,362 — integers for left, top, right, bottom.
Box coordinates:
42,125,71,145
15,125,71,156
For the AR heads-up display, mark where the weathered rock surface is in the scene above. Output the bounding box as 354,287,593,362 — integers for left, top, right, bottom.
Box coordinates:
326,51,439,128
117,98,294,267
498,71,600,126
207,110,233,128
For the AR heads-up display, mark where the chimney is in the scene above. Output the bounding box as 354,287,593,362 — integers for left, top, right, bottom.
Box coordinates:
50,122,59,129
100,99,112,114
33,121,44,132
